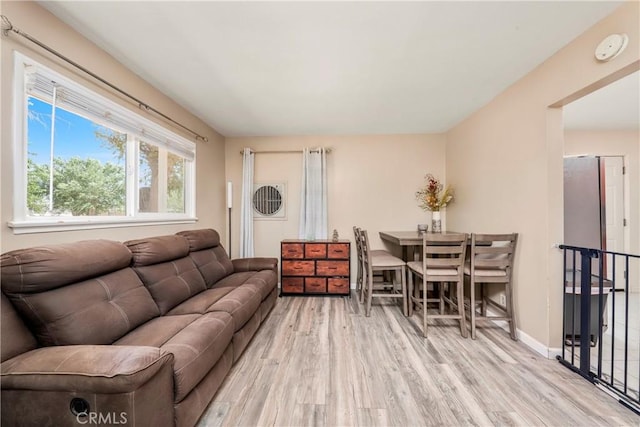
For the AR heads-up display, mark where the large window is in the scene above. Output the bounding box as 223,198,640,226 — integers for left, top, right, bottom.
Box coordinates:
11,53,196,233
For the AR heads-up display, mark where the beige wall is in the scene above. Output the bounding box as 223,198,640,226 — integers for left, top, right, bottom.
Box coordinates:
0,1,226,252
446,2,639,350
225,134,447,278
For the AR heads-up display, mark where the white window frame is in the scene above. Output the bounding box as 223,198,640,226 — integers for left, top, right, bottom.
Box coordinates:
9,52,197,234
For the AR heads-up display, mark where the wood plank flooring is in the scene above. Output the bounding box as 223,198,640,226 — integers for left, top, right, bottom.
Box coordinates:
198,293,640,426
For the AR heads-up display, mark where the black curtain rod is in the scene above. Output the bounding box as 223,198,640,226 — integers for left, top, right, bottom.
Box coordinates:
1,15,208,143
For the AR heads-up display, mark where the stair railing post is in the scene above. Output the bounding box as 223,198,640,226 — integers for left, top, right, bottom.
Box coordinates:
579,248,597,376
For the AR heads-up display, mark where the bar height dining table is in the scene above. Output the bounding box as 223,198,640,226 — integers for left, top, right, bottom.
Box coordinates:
379,230,466,261
379,231,422,261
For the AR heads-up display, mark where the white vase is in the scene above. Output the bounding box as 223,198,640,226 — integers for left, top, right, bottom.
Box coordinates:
432,211,442,233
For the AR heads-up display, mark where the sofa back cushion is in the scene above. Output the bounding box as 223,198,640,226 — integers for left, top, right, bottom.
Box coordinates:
177,229,234,287
126,235,207,314
1,240,160,346
1,294,37,362
1,239,131,291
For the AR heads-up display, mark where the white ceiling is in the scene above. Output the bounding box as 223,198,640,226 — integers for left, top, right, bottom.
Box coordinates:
39,1,624,137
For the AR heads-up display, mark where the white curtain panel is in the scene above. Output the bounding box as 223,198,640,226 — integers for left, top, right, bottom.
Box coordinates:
299,147,328,240
239,148,254,257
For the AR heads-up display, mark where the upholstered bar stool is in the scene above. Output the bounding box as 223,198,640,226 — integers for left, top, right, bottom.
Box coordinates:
407,233,468,338
465,233,518,340
359,229,408,316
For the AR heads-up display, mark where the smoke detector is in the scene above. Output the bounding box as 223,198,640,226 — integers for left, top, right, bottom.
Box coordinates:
595,33,628,62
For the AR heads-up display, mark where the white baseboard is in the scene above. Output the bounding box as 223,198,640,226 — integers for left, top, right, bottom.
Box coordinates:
517,328,562,359
486,307,559,359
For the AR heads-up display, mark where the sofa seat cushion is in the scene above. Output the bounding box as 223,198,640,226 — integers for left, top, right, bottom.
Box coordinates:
1,345,172,393
207,286,262,332
212,270,277,301
166,287,235,316
114,314,201,347
211,271,254,290
238,270,277,301
114,312,234,403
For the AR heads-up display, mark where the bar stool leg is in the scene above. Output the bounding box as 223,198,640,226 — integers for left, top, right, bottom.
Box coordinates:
407,270,414,317
457,281,468,338
359,259,366,304
365,272,373,317
413,273,420,314
400,265,407,316
505,282,517,340
470,278,477,340
422,277,428,338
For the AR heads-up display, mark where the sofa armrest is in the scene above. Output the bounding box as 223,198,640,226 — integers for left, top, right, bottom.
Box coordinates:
232,257,278,272
1,345,173,393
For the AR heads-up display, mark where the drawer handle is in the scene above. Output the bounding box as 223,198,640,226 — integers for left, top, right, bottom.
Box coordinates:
294,266,303,270
333,249,344,253
328,266,337,270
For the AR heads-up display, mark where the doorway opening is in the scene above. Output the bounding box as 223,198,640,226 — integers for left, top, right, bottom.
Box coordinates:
559,70,640,412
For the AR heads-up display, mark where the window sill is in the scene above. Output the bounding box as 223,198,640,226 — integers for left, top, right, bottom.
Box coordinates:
7,216,198,235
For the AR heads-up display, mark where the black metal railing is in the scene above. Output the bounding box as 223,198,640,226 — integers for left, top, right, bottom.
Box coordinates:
558,244,640,415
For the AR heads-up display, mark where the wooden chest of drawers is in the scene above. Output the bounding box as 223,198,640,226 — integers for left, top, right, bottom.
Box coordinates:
280,239,350,296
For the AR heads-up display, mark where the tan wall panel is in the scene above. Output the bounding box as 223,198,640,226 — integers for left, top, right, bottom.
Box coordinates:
446,2,639,349
225,134,447,278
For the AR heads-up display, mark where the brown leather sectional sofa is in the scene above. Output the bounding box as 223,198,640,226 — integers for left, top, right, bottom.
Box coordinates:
0,228,278,427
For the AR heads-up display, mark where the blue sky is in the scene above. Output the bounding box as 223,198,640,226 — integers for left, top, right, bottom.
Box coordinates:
28,97,123,165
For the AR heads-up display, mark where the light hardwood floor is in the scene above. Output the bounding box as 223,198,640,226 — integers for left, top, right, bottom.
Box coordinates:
198,293,640,426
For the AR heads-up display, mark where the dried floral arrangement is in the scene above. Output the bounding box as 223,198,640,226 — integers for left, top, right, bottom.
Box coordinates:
415,174,453,212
